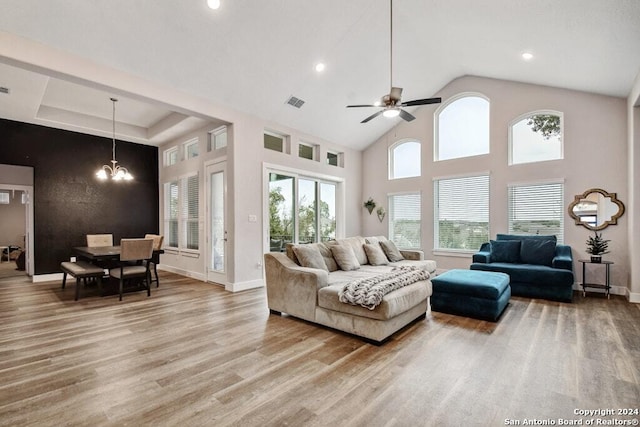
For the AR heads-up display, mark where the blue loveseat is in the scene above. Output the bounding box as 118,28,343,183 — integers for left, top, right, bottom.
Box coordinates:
470,234,574,302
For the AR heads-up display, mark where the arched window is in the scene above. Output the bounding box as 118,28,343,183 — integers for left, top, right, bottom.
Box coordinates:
435,93,490,161
389,140,421,179
509,111,563,165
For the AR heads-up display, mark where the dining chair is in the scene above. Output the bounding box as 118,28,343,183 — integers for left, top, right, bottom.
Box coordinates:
109,238,154,301
144,234,164,287
86,234,114,247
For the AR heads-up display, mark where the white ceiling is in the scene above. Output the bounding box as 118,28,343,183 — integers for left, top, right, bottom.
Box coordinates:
1,0,639,150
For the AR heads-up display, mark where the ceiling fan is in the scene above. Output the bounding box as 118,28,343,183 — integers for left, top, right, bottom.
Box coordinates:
346,0,441,123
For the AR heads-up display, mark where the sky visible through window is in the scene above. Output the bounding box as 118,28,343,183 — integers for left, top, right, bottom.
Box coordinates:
511,115,562,164
437,96,490,161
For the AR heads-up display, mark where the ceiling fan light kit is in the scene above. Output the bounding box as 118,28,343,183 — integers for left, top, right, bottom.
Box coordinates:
346,0,441,123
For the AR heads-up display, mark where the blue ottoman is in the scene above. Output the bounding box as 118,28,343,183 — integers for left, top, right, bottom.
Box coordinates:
431,269,511,321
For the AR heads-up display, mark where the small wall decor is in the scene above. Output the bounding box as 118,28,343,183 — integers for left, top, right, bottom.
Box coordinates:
364,197,376,214
585,231,610,263
376,207,386,222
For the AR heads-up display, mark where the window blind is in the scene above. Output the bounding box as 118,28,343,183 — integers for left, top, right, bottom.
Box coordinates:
434,174,489,250
389,193,421,249
183,174,199,250
508,182,564,243
165,181,179,247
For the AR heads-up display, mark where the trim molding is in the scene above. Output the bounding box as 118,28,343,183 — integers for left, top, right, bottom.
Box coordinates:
157,265,205,282
226,279,264,292
33,273,63,283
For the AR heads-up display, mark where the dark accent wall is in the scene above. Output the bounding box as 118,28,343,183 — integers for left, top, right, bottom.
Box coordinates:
0,118,159,274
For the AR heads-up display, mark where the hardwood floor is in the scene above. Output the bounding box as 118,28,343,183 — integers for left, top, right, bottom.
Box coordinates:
1,272,639,427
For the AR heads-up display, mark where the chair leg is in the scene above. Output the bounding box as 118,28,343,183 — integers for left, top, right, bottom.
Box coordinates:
154,263,159,288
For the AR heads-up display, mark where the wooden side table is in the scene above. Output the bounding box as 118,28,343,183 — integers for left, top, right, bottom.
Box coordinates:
578,259,613,299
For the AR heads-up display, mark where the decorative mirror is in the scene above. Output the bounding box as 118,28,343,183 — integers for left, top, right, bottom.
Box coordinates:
568,188,625,231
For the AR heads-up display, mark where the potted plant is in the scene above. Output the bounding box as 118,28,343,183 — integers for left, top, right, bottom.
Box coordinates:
376,206,386,222
363,197,376,214
586,232,610,263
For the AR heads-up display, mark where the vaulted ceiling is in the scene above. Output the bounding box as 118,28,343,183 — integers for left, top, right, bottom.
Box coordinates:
1,0,639,150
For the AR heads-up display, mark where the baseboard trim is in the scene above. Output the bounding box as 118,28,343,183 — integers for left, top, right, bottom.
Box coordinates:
627,291,640,303
225,279,264,292
157,265,205,282
572,282,627,297
33,273,63,283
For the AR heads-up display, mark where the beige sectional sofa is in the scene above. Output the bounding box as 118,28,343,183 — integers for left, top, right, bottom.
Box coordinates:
264,236,436,344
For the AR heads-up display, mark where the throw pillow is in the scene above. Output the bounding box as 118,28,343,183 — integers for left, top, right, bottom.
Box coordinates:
330,244,361,271
292,245,328,272
489,240,521,263
379,240,405,262
363,243,388,266
316,243,339,272
520,239,556,266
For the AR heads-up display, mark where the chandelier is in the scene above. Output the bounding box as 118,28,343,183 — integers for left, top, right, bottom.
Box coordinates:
96,98,133,181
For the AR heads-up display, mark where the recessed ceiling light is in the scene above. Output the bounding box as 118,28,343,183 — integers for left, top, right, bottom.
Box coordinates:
315,63,326,73
521,52,534,61
207,0,220,10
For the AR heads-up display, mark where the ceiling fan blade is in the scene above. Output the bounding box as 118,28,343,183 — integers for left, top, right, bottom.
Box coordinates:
361,110,385,123
389,87,403,101
398,109,415,122
400,97,442,107
346,104,378,108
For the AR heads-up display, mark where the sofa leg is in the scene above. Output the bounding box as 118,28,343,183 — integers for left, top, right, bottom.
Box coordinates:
269,309,282,316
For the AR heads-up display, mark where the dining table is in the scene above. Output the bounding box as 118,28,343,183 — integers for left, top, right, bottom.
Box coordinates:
73,245,165,287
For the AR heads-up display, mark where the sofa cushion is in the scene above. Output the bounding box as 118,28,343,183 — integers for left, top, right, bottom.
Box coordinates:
520,239,556,266
364,236,388,245
364,243,388,266
330,236,368,266
316,243,339,272
497,234,557,244
292,244,328,271
390,259,437,275
490,240,521,263
318,280,431,321
470,262,574,287
330,244,361,271
380,240,404,262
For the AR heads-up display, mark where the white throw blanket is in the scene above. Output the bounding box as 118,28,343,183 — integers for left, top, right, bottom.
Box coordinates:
339,266,429,310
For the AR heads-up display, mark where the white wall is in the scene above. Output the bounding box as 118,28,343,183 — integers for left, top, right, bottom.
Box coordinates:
362,75,631,295
627,71,640,302
158,115,363,291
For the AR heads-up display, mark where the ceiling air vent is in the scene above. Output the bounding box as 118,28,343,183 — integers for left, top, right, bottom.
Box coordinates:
0,87,9,95
286,95,305,109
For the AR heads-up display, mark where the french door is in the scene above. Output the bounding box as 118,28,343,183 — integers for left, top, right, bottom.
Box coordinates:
206,162,227,285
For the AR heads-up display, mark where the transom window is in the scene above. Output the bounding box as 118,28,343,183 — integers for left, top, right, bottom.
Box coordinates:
164,147,178,166
389,140,421,180
435,94,490,161
510,111,563,165
264,131,288,153
298,142,318,161
184,138,199,159
208,126,227,151
508,181,564,243
434,174,490,251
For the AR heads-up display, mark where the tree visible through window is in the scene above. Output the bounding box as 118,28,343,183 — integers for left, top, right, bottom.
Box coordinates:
510,111,563,165
268,172,338,252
